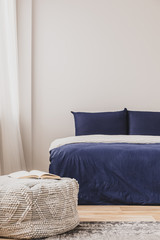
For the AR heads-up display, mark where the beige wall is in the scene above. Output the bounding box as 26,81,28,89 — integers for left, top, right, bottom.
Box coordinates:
18,0,160,171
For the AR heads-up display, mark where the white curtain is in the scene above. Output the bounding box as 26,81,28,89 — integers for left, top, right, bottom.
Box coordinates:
0,0,26,174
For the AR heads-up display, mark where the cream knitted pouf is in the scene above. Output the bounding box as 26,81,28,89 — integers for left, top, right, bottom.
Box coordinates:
0,176,79,239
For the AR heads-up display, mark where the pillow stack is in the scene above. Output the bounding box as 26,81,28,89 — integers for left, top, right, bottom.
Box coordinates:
72,109,160,136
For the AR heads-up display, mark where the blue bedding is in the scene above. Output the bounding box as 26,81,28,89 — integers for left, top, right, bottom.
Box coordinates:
49,142,160,205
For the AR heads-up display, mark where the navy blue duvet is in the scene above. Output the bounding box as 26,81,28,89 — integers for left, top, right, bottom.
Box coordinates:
49,142,160,205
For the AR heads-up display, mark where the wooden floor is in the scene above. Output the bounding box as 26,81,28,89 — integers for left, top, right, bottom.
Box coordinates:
0,206,160,239
78,205,160,222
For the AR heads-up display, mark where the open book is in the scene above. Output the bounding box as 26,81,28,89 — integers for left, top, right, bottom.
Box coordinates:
9,170,61,180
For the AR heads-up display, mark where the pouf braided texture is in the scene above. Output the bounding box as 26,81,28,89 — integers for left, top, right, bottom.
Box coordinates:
0,176,79,239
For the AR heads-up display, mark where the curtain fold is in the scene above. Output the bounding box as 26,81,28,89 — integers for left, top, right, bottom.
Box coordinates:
0,0,26,174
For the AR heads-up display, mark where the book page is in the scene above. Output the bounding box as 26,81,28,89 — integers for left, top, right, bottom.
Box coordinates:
9,171,30,178
8,170,61,179
30,170,61,179
29,170,50,177
41,174,61,179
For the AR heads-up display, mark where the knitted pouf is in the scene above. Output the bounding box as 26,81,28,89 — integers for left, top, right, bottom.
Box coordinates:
0,176,79,239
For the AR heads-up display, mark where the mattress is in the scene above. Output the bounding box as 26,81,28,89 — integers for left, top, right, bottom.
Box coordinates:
49,135,160,205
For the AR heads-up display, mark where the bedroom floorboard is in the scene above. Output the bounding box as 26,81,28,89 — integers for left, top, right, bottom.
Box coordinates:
0,206,160,240
78,205,160,222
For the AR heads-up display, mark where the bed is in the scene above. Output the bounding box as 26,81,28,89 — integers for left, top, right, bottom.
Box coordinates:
49,135,160,205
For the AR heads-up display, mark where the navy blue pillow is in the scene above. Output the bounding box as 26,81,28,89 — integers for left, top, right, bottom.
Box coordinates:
128,110,160,135
71,109,127,136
